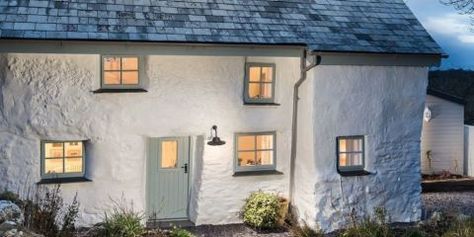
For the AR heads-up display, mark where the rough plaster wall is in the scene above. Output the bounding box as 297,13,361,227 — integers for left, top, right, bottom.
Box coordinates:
421,95,464,175
293,72,317,227
309,66,428,232
0,53,299,226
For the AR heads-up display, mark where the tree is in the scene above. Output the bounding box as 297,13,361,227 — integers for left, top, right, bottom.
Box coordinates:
441,0,474,14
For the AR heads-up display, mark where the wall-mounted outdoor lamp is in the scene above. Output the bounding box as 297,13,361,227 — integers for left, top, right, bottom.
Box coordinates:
207,125,226,146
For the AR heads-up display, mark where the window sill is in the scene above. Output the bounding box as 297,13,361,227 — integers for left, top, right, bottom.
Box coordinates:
37,177,92,185
243,102,281,106
92,88,148,93
233,170,283,177
338,170,373,177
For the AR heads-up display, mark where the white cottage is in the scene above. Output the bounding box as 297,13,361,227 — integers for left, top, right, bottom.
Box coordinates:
0,0,443,232
421,90,465,175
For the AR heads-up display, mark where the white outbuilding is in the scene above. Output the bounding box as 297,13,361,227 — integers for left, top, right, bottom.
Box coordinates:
421,89,465,175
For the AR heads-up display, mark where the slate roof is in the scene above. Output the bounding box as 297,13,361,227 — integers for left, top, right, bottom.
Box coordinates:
0,0,443,55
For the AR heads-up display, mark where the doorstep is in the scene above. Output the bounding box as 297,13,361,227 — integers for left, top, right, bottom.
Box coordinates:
147,219,195,229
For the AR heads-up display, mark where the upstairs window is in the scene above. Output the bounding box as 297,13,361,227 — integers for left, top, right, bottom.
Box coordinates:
102,56,142,89
235,132,276,172
337,136,365,172
244,63,276,104
41,141,85,179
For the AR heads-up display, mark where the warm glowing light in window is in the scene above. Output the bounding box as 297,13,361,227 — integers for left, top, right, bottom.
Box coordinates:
103,56,139,85
337,137,364,169
43,141,84,174
247,65,274,99
237,134,274,167
161,140,178,169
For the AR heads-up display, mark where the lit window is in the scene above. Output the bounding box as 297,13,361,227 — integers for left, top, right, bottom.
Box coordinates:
41,141,85,179
102,56,141,88
244,63,275,104
337,136,365,172
235,132,276,172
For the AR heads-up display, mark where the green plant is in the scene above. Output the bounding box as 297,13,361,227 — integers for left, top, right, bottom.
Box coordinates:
442,218,474,237
290,222,325,237
0,190,22,205
241,191,281,229
21,185,80,237
97,199,145,237
169,227,195,237
402,228,426,237
340,207,394,237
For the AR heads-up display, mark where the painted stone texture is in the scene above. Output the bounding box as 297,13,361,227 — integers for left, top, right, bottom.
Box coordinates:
0,54,298,226
0,53,428,231
294,66,428,231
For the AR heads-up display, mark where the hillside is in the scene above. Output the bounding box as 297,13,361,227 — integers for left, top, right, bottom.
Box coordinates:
429,70,474,125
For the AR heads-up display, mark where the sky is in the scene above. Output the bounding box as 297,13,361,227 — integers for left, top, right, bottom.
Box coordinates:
406,0,474,69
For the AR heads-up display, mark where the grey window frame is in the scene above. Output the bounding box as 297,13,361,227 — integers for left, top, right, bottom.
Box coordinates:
234,131,277,172
336,136,365,172
243,63,276,104
40,140,86,180
101,55,145,89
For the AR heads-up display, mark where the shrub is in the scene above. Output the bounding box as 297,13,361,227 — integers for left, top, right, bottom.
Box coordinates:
22,185,80,237
290,222,325,237
241,191,281,229
341,207,394,237
442,218,474,237
0,190,22,205
169,227,195,237
97,199,145,237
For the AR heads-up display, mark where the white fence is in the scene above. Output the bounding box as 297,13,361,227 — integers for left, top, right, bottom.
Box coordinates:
464,125,474,177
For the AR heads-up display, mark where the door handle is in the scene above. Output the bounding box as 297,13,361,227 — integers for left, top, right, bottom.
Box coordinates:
181,163,188,173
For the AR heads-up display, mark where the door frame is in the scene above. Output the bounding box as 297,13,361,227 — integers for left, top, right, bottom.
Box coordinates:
146,136,191,221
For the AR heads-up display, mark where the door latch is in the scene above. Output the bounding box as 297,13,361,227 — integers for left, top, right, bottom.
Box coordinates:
181,163,188,173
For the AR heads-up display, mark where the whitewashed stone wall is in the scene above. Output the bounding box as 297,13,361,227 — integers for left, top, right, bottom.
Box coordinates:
0,53,299,226
293,66,428,231
0,52,428,231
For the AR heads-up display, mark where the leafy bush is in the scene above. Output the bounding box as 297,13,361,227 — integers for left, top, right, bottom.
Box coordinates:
96,199,145,237
241,191,281,229
169,227,195,237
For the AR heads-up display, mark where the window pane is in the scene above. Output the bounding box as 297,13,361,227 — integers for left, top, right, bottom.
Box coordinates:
122,71,139,85
65,142,82,157
65,158,83,173
45,159,63,174
256,135,273,150
238,136,255,151
249,67,261,82
339,139,347,152
122,57,138,70
103,57,121,71
161,141,178,169
260,83,272,99
339,153,347,166
349,153,363,166
256,151,273,165
238,151,255,166
261,67,273,82
350,139,363,152
104,71,121,85
44,143,64,158
248,83,261,99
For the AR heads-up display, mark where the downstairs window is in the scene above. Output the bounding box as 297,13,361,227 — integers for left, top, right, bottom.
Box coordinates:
235,132,276,172
41,141,85,179
337,136,365,172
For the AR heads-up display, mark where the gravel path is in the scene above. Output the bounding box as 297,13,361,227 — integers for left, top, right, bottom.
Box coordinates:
188,224,289,237
422,191,474,218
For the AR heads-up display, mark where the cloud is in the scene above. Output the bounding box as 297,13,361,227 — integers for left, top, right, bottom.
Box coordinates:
424,13,474,44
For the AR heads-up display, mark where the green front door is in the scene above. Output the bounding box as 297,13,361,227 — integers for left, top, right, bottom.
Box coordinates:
147,137,190,220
